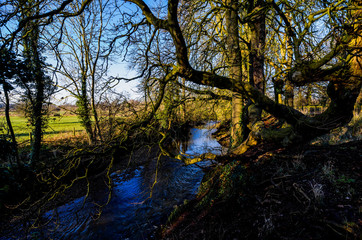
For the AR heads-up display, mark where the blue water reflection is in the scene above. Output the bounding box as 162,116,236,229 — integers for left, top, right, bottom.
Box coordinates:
6,123,225,240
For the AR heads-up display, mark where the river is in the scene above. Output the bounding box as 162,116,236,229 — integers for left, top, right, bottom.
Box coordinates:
3,122,225,240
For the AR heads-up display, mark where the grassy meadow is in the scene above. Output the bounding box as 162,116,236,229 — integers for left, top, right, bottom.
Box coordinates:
0,113,84,145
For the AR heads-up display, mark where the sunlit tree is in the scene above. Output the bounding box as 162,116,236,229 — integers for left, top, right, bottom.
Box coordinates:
122,0,361,154
48,0,116,143
18,0,55,162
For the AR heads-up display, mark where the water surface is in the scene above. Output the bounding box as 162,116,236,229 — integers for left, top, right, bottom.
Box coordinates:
4,123,224,240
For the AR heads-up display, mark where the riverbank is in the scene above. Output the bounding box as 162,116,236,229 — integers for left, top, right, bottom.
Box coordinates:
160,140,361,239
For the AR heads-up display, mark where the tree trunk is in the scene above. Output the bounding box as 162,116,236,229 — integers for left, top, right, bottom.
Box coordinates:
284,80,294,107
273,78,283,104
246,0,266,127
225,0,244,148
21,0,45,163
249,0,266,95
32,54,45,162
3,85,17,147
78,74,94,144
91,87,102,142
283,11,294,107
3,84,20,164
181,77,186,122
306,85,312,106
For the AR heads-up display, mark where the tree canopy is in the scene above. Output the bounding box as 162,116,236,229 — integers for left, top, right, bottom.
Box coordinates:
1,0,361,154
118,0,361,151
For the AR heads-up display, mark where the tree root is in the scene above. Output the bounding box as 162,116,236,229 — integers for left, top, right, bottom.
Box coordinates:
231,119,300,156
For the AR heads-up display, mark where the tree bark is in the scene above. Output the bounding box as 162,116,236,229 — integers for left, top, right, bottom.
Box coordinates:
225,0,244,148
249,0,266,94
21,0,46,163
3,86,17,147
78,73,94,143
244,0,266,144
32,51,45,162
3,84,20,164
284,80,294,107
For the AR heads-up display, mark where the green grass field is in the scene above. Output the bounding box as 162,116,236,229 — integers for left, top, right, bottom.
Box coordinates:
0,115,84,144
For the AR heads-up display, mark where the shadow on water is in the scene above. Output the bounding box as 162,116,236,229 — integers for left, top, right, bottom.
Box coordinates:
4,122,225,240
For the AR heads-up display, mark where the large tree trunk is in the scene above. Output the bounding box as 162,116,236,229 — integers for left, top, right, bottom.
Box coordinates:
32,41,45,162
249,0,266,95
21,0,46,163
284,12,294,107
240,0,266,141
225,0,244,148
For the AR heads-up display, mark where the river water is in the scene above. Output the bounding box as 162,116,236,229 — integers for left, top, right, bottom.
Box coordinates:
3,122,224,240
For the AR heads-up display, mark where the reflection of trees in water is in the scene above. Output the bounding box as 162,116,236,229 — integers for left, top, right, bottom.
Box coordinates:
23,125,220,239
181,138,189,154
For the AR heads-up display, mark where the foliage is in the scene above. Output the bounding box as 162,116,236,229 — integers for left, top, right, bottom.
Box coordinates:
0,47,19,90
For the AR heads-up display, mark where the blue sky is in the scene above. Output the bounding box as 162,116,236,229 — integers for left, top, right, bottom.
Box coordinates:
0,0,165,104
